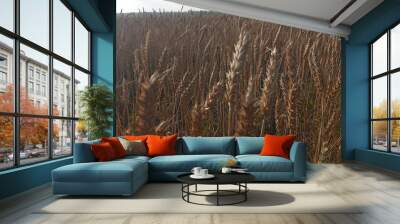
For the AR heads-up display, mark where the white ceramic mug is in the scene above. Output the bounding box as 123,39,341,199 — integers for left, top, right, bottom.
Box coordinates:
191,167,202,176
200,169,208,176
221,167,232,174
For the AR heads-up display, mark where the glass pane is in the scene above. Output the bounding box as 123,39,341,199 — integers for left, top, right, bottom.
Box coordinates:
75,120,88,143
372,121,388,151
391,72,400,118
20,0,49,49
391,120,400,153
372,33,387,76
372,76,387,119
20,44,49,115
0,0,14,31
0,34,14,112
53,119,72,157
0,116,13,170
20,117,49,165
53,0,72,60
74,17,89,70
74,69,89,118
53,59,72,117
391,24,400,70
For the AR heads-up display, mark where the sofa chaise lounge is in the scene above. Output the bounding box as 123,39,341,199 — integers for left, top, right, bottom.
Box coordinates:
52,137,306,196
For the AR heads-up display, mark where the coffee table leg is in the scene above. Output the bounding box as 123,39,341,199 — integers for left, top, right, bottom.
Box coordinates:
245,183,247,201
216,184,219,206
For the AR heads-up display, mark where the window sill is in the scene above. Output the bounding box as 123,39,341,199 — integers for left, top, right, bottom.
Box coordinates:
355,148,400,172
0,156,72,176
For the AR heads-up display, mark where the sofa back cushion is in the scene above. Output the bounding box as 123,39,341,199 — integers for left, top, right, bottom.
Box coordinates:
73,139,100,163
101,137,127,158
236,137,264,155
180,137,235,155
147,134,177,157
91,142,119,161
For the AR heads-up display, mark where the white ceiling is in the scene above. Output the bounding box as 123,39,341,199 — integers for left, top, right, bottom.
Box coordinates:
167,0,384,37
227,0,352,23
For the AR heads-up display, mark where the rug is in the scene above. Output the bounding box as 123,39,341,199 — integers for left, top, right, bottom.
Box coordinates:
37,183,362,214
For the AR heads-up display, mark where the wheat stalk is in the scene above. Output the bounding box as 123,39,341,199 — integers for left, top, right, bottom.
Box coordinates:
225,28,249,135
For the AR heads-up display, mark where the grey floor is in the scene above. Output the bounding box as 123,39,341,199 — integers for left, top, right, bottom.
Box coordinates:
0,162,400,224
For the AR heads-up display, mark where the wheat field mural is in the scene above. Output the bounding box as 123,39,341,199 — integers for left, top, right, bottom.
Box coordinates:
116,11,342,163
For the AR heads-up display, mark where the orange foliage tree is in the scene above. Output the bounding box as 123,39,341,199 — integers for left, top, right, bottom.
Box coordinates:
0,85,59,151
372,99,400,143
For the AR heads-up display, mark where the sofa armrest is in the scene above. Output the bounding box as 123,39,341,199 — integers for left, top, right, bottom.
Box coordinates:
73,140,100,163
289,141,307,182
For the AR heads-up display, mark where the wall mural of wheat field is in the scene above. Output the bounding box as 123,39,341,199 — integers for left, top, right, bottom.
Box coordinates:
116,11,342,163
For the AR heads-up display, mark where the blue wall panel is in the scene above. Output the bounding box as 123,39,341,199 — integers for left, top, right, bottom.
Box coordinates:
0,158,72,199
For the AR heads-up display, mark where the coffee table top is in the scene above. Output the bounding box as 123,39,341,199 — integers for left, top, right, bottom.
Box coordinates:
177,172,255,185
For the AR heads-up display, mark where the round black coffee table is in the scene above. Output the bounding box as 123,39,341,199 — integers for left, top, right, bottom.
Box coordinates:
177,173,255,206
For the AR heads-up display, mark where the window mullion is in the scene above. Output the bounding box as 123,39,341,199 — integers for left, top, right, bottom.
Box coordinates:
71,10,76,155
13,0,21,167
388,30,391,152
48,0,54,160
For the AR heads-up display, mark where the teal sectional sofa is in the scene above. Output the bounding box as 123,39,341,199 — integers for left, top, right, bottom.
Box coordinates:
52,137,306,196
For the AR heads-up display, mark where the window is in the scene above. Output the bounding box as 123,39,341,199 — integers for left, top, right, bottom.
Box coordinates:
53,119,72,158
74,69,89,118
35,70,41,81
0,34,13,113
53,0,72,60
0,0,14,32
35,84,40,95
75,18,90,70
28,67,34,80
0,71,6,85
28,81,34,94
0,0,91,170
20,0,49,48
371,23,400,154
0,54,8,88
0,116,13,170
53,59,72,117
42,85,46,97
0,55,7,67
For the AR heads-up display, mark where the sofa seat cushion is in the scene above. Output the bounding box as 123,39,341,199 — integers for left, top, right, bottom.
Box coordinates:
53,159,147,183
149,154,235,172
117,155,150,162
236,155,293,172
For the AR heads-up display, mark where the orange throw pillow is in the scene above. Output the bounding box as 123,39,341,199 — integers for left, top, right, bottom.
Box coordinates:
260,134,295,159
146,135,177,157
124,135,148,141
101,137,126,158
91,142,117,161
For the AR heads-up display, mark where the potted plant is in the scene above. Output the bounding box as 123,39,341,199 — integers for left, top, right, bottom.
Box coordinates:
79,84,113,140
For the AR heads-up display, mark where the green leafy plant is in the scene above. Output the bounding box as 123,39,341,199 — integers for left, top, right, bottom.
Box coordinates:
79,84,113,140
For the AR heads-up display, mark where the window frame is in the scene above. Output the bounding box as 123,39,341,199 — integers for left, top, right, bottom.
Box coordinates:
0,0,92,171
370,22,400,154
